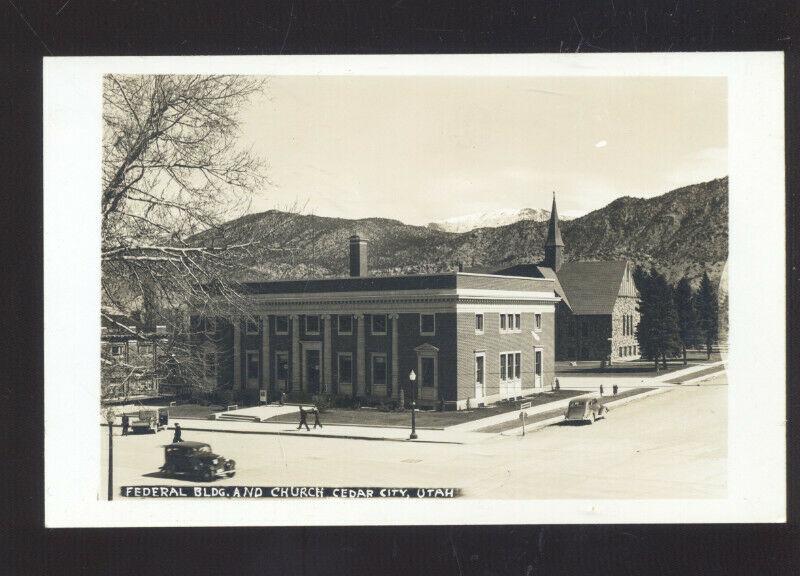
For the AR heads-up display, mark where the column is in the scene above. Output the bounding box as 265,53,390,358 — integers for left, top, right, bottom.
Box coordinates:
355,314,366,397
390,313,399,398
290,315,301,392
232,317,242,390
322,314,332,394
261,315,270,395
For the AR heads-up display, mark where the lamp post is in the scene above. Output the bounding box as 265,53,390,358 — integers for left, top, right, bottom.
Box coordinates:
409,369,418,440
105,409,115,501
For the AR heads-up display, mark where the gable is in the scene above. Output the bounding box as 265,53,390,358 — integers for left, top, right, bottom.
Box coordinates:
556,260,631,315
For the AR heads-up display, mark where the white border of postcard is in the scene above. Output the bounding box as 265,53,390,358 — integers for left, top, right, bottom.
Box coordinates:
44,53,786,527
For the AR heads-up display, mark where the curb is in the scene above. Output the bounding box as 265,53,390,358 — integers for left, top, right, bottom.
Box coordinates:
169,425,464,445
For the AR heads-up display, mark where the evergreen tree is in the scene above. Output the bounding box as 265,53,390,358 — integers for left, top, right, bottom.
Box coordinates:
673,277,699,365
696,272,720,359
635,267,681,370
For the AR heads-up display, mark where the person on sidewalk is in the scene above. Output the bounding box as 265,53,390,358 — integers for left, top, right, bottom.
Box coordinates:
297,406,310,431
121,413,129,436
312,407,323,429
172,422,183,443
613,384,618,396
599,384,604,397
279,391,286,406
554,377,560,392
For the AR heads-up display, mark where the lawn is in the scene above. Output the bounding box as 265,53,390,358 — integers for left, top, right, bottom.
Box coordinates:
555,350,723,378
663,364,726,384
263,390,586,429
165,404,218,419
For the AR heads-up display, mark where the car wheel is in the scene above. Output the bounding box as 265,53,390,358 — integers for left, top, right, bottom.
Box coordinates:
162,465,176,477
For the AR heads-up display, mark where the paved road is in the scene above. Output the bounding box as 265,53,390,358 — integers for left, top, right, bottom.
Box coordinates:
102,373,726,500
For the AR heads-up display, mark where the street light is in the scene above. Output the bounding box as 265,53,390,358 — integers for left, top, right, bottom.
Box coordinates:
105,409,115,501
409,369,418,440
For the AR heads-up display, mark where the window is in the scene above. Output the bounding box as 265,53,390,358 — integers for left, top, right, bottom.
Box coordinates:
111,345,122,356
514,314,521,331
246,351,259,379
372,314,387,335
514,352,521,379
205,352,216,377
500,314,507,331
275,316,289,335
305,315,320,334
475,313,484,333
337,314,353,335
275,351,289,382
475,354,485,385
246,317,259,335
420,356,435,388
500,353,507,380
371,354,387,385
534,349,542,378
534,313,542,331
337,353,353,384
619,347,623,357
507,354,514,379
420,314,435,335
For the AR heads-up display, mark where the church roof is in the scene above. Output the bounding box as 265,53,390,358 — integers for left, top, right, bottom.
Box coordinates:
491,263,571,309
555,260,630,315
545,195,564,247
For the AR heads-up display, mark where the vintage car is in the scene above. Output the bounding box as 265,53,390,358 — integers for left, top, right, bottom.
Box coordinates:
564,397,608,424
160,441,236,481
129,408,169,434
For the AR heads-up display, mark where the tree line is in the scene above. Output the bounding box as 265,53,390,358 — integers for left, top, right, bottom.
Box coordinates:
633,267,721,370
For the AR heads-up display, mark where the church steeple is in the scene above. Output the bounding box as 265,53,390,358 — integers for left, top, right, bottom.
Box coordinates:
543,192,565,272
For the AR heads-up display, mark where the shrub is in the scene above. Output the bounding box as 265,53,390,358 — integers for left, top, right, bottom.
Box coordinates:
313,394,332,413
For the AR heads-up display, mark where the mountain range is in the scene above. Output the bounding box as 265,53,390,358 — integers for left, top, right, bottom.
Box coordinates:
225,177,728,289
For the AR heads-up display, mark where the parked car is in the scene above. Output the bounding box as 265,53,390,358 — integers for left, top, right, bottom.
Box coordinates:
129,408,169,434
564,397,608,424
159,441,236,481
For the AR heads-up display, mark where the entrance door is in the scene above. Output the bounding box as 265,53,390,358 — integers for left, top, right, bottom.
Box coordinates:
474,353,485,400
534,348,543,388
305,349,321,394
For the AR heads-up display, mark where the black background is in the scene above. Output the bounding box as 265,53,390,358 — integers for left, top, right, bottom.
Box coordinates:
3,1,799,574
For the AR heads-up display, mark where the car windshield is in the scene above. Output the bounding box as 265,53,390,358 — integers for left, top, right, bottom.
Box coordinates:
198,445,211,453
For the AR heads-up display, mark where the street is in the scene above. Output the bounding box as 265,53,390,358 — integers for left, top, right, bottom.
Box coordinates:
102,373,726,500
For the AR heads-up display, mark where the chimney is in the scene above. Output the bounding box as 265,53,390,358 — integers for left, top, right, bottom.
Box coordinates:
349,235,368,277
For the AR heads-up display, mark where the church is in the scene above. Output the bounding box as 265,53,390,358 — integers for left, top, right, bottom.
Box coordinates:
491,196,641,363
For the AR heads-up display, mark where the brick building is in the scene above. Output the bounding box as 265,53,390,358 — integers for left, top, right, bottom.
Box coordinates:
194,236,560,410
492,196,641,362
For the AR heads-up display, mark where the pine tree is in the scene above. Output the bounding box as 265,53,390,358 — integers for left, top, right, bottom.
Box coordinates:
696,272,720,359
673,277,699,365
635,267,681,371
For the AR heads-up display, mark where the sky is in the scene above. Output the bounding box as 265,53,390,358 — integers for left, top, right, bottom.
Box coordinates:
238,76,727,225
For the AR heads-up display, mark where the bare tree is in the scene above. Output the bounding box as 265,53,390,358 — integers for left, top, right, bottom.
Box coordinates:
100,74,293,399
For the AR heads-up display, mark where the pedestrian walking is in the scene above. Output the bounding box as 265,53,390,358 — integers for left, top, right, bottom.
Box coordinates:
312,407,323,429
297,406,310,431
172,422,183,443
554,377,560,392
279,391,286,406
599,384,604,397
613,384,618,396
121,413,129,436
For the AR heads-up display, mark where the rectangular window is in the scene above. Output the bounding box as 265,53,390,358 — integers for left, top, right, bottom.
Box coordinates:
205,352,216,377
534,313,542,331
475,354,485,384
111,345,122,356
275,351,289,382
246,351,259,379
507,354,514,380
372,314,387,335
514,314,521,331
305,315,320,334
500,314,507,331
475,313,484,333
619,347,623,357
371,354,388,385
337,314,353,335
420,356,435,388
246,317,259,335
275,316,289,335
535,349,542,377
420,313,435,335
514,352,521,379
500,353,507,380
337,353,353,384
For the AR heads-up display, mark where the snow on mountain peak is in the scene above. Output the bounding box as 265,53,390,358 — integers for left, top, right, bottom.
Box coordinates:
426,207,554,233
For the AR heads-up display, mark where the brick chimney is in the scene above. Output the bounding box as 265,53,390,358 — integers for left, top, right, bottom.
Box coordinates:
349,235,368,277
